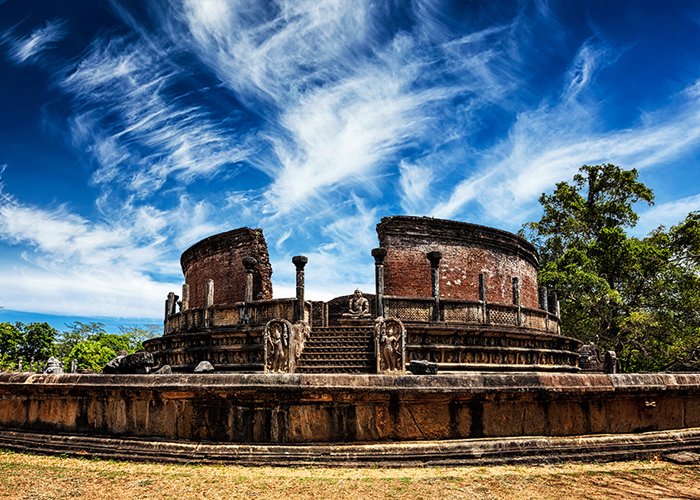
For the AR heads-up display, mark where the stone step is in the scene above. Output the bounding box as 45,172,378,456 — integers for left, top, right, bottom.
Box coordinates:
304,342,372,348
296,367,373,374
297,359,374,369
301,354,373,361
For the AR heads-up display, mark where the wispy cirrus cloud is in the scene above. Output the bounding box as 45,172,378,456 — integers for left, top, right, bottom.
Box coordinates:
62,36,249,198
635,193,700,236
430,45,700,226
4,19,67,65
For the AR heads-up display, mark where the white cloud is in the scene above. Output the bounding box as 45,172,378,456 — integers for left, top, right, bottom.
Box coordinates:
398,160,435,214
5,19,67,64
0,180,197,317
431,46,700,227
62,36,249,197
635,193,700,236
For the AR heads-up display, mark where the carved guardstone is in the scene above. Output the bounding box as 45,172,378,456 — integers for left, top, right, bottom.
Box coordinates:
374,317,406,373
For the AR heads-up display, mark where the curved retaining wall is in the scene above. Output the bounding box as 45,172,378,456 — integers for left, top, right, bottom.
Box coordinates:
180,228,273,309
377,216,541,309
1,372,699,445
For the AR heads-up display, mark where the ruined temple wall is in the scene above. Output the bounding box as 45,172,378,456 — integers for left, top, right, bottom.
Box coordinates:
2,373,700,445
378,217,540,309
181,228,273,309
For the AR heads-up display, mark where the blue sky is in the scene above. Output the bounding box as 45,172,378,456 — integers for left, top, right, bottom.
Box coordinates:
0,0,699,330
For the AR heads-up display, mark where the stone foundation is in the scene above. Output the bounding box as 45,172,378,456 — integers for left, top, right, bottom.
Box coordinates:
1,372,699,445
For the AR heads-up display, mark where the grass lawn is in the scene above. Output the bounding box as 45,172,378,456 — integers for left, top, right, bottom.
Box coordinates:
0,449,698,499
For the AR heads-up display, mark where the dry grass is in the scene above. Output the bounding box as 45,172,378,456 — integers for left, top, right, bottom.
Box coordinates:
0,449,698,499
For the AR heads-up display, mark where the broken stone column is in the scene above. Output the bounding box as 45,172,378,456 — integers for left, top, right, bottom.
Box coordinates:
551,290,561,334
292,255,308,322
205,279,214,328
512,277,522,326
426,251,442,322
164,292,176,321
479,273,487,323
181,283,190,311
371,248,387,318
242,256,257,303
539,286,550,332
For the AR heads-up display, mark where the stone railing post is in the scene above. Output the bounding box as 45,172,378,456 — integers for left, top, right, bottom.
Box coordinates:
292,255,308,322
539,286,549,332
371,248,387,318
551,290,561,334
164,291,178,334
479,273,487,323
512,277,522,327
181,283,190,311
426,251,442,322
242,256,257,303
205,279,214,328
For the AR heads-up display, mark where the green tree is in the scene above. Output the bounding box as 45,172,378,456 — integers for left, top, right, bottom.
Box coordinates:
17,322,57,365
118,325,161,350
55,322,107,362
523,164,699,372
0,322,22,370
68,340,117,373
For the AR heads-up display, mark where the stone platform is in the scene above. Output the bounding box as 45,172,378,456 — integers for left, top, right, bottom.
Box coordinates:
1,427,699,466
1,372,700,462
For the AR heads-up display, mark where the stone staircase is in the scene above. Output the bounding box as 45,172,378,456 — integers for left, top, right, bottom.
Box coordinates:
296,326,375,374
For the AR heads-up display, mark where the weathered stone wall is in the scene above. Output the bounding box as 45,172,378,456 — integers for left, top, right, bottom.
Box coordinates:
1,373,699,444
377,217,540,309
180,228,273,309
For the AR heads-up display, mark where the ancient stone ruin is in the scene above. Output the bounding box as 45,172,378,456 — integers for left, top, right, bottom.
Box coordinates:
145,216,582,374
1,215,699,465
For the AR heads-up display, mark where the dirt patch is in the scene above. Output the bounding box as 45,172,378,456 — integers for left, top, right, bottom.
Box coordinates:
0,449,698,499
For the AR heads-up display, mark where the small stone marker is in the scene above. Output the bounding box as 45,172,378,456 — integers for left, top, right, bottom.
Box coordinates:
662,451,700,465
44,357,64,374
194,361,215,373
408,360,438,375
153,365,172,374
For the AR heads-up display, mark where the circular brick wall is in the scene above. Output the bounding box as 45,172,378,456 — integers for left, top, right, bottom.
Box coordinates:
377,216,540,309
180,228,273,308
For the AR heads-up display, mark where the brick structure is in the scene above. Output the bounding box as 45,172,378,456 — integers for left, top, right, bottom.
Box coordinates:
377,216,540,308
150,216,577,374
180,228,273,309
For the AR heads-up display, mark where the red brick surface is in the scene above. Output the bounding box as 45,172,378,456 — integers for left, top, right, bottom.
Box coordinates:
378,217,540,308
181,228,272,308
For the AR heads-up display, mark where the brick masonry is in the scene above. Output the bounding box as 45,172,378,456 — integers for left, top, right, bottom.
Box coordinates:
180,228,273,309
377,216,540,309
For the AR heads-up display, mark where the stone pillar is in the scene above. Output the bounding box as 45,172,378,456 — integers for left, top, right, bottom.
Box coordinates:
426,251,442,322
205,279,214,328
164,292,176,321
206,279,215,307
539,286,549,311
551,290,561,334
371,248,387,318
70,359,77,374
242,256,257,303
512,277,522,327
181,283,190,311
551,291,560,317
539,286,549,332
479,273,487,323
292,255,308,322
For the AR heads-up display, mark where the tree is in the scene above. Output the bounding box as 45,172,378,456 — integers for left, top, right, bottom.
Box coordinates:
17,322,57,365
55,322,107,362
523,164,700,372
68,340,118,373
117,325,161,350
0,322,22,370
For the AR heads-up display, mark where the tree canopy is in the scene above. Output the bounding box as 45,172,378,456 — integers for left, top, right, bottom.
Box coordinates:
523,164,700,372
